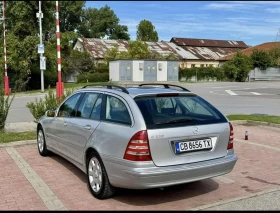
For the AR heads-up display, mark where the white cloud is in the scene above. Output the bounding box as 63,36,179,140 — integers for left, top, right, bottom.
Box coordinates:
204,3,245,10
89,1,280,45
266,7,280,13
121,13,278,44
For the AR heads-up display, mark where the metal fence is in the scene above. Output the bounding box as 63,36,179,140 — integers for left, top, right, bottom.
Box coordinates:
249,67,280,81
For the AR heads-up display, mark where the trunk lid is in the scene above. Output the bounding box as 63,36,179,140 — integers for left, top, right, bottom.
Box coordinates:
147,123,230,167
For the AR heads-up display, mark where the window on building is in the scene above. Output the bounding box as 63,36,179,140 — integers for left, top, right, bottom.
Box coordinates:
210,64,213,67
191,64,195,68
200,64,204,67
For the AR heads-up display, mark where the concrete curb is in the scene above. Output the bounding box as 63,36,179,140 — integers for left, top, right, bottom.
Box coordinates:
231,120,280,128
189,187,280,210
0,140,36,148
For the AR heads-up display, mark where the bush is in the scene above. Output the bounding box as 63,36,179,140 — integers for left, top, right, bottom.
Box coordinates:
222,51,253,82
26,87,74,122
250,50,272,70
179,67,225,81
77,73,109,83
92,63,109,73
0,88,15,130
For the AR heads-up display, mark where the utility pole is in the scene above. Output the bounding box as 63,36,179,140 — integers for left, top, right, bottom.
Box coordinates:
37,1,45,93
2,1,10,95
56,1,63,98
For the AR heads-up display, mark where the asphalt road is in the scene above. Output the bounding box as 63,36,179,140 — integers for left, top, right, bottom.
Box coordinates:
6,81,280,123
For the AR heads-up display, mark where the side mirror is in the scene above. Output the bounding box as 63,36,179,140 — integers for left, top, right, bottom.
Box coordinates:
46,110,55,117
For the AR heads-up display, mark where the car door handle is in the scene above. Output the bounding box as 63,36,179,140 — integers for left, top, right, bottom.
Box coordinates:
84,125,91,131
63,122,67,126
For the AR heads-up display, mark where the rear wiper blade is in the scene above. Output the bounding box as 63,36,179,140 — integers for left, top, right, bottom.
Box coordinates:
156,118,195,125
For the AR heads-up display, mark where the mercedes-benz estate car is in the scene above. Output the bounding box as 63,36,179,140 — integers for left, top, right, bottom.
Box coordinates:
37,83,237,200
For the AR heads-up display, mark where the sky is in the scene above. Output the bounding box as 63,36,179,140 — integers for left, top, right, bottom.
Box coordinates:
85,1,280,46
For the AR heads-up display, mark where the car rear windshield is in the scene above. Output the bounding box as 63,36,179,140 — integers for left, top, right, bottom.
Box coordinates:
134,94,227,129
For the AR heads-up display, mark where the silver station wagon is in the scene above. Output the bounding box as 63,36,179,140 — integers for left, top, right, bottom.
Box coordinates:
37,83,237,199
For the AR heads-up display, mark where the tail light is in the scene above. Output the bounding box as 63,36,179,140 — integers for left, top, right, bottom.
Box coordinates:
228,122,234,149
123,130,152,161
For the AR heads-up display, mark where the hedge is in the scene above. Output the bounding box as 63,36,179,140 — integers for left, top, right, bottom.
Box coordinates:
179,67,225,81
77,73,109,83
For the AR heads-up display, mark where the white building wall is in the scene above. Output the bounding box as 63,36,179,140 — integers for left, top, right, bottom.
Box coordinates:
73,40,84,52
109,61,119,81
132,60,144,82
157,61,168,81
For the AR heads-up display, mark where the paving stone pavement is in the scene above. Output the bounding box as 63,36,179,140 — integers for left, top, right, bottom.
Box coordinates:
0,123,279,210
5,147,67,210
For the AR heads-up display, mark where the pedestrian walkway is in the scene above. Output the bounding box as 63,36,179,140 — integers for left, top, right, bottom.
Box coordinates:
4,122,37,133
0,123,280,210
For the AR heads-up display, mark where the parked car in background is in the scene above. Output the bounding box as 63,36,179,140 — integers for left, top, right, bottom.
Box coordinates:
37,83,237,199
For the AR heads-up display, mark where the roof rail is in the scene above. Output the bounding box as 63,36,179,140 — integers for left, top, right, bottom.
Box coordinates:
138,83,190,92
81,84,129,94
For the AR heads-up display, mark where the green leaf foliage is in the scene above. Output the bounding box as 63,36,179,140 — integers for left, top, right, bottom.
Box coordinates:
136,19,158,42
77,73,109,83
26,87,74,122
0,81,15,130
104,40,178,63
78,5,130,40
179,67,225,81
222,52,253,82
1,1,130,91
250,50,272,70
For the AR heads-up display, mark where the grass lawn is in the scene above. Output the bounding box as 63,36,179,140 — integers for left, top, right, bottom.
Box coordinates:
0,131,36,143
227,114,280,124
11,82,118,95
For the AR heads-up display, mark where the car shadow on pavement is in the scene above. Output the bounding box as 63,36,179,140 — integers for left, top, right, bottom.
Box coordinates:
113,179,219,206
48,153,219,205
49,154,88,184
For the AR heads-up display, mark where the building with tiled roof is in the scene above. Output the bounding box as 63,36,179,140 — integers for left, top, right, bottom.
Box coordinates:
73,37,248,68
170,37,248,68
218,42,280,61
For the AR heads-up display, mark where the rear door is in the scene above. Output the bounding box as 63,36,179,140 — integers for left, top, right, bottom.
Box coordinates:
134,94,230,167
66,92,103,164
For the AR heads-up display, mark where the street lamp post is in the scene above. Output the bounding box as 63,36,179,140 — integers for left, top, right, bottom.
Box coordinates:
37,1,44,93
56,1,63,98
2,1,10,95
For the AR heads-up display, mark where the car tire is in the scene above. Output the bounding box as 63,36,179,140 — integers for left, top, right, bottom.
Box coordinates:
87,151,116,199
37,127,49,157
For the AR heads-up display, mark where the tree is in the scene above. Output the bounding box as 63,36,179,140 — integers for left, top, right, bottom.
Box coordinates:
250,50,272,70
104,41,152,63
4,1,56,41
59,1,85,33
104,40,178,63
109,25,130,40
269,47,280,67
222,51,253,82
126,40,153,59
136,19,158,42
78,5,130,40
65,50,94,75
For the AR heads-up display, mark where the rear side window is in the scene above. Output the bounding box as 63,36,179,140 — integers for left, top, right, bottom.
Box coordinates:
135,95,227,129
105,95,132,125
77,93,99,119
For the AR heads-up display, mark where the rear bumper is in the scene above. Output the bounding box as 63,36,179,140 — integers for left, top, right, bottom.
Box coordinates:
102,152,238,189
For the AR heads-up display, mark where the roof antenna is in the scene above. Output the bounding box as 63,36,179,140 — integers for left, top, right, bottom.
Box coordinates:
237,34,241,41
274,28,280,42
176,28,182,37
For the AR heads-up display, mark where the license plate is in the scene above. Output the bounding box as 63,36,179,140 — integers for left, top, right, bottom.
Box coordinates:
175,139,212,153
